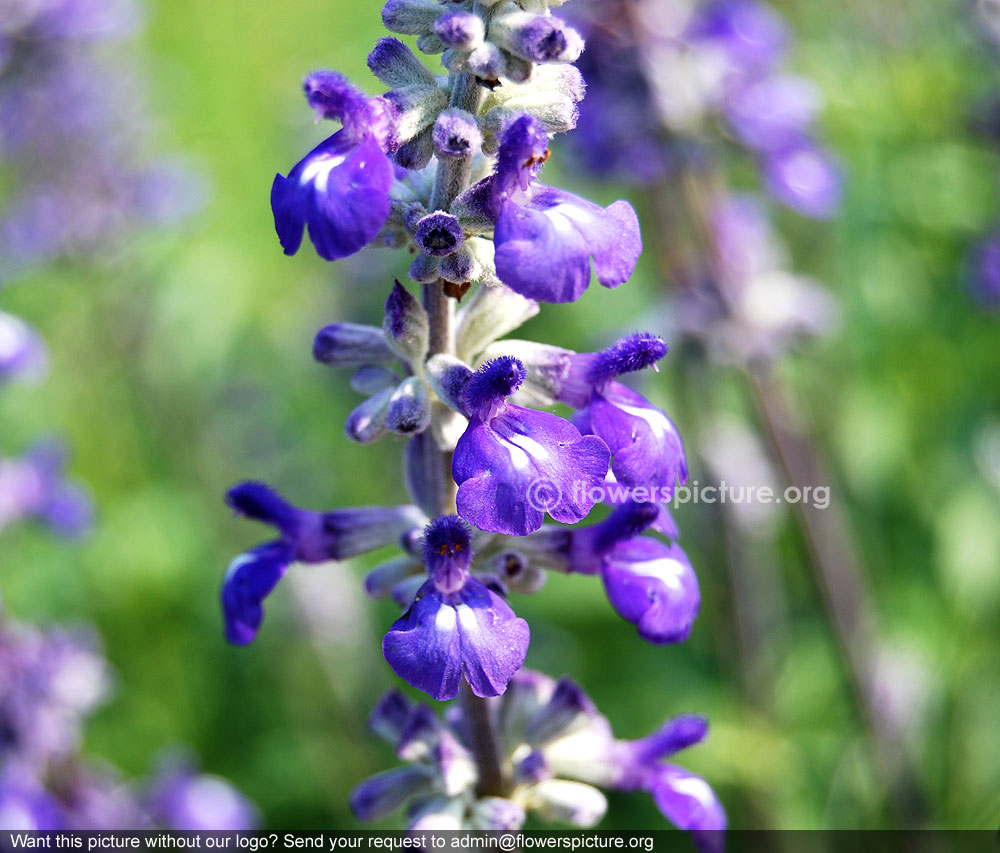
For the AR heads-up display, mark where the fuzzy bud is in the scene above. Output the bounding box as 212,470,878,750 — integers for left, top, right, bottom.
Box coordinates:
425,353,473,414
434,10,485,49
368,37,438,88
394,126,435,171
313,323,396,367
345,387,394,444
433,109,483,160
489,11,584,64
383,280,429,363
386,377,432,435
381,0,445,36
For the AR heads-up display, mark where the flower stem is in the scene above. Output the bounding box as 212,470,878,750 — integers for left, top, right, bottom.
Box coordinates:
415,54,507,799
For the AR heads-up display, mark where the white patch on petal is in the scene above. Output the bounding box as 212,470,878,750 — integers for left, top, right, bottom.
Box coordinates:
624,557,686,590
544,203,594,237
615,401,674,443
506,434,552,465
300,153,347,193
504,441,534,472
434,604,458,634
224,552,257,581
667,774,716,811
455,603,480,636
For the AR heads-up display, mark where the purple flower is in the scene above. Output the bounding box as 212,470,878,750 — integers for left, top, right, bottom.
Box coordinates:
557,334,687,495
763,138,841,218
382,516,529,701
271,72,396,261
495,118,641,303
0,441,93,537
607,716,726,851
457,116,642,303
452,357,610,536
600,538,700,644
145,758,258,831
222,482,424,644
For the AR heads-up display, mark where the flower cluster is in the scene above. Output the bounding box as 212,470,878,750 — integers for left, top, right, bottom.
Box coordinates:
225,0,724,840
350,671,724,847
567,0,840,219
0,612,256,830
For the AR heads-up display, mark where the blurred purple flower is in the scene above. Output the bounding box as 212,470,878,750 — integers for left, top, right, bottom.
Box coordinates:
0,441,93,538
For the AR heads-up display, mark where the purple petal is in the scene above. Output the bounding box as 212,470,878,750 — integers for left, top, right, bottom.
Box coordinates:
587,383,687,494
272,132,394,261
220,541,293,645
494,188,641,303
382,579,529,701
453,405,610,536
649,765,727,842
601,538,700,644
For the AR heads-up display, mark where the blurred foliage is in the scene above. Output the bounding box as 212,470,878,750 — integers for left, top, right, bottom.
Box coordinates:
1,0,998,833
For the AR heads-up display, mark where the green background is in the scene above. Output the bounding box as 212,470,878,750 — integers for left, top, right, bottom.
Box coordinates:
2,0,999,832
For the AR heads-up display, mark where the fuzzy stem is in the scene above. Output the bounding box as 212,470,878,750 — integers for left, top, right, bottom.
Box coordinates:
414,43,507,798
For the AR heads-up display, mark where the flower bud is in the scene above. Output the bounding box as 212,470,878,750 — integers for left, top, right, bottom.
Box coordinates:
425,353,472,414
384,83,449,145
439,243,480,285
434,10,485,49
394,126,435,170
433,109,483,160
525,779,607,827
349,766,434,821
415,32,445,54
435,730,477,796
471,797,526,830
382,280,429,363
345,387,394,444
367,37,438,88
466,41,506,80
489,11,584,64
386,377,432,435
369,690,414,744
313,322,396,367
408,252,440,284
381,0,445,36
